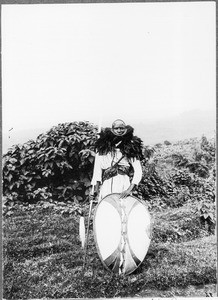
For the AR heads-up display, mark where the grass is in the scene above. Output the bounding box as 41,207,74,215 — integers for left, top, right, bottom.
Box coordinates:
151,200,214,243
3,201,217,299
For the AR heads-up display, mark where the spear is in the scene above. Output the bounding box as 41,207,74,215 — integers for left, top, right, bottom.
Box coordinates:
82,117,102,272
82,188,94,271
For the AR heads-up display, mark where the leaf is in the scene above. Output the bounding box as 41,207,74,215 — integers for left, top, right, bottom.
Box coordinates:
84,181,91,187
9,158,17,164
88,157,94,164
203,213,209,219
208,213,214,219
8,174,13,182
6,211,13,217
85,189,90,195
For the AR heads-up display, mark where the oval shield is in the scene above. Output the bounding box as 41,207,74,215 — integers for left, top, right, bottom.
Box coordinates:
93,193,151,275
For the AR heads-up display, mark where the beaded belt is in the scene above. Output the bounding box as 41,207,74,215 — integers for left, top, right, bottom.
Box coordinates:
102,165,130,182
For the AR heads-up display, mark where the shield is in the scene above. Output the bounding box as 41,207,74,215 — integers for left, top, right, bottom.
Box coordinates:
93,193,152,275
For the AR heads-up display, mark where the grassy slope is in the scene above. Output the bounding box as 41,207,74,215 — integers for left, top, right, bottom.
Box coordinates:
3,137,216,299
3,202,216,299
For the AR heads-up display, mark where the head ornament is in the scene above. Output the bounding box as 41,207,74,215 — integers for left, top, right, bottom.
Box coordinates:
95,124,144,160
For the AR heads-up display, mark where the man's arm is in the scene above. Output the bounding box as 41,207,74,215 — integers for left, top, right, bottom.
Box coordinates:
119,183,136,199
90,181,101,197
90,153,102,200
119,158,142,199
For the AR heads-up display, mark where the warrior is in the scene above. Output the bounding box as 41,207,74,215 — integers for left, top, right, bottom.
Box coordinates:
86,120,151,276
90,119,143,201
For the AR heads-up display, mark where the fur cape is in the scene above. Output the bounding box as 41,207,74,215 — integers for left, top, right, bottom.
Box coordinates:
95,125,144,160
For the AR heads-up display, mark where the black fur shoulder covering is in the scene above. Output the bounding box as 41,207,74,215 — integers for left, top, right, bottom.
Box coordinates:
95,125,144,160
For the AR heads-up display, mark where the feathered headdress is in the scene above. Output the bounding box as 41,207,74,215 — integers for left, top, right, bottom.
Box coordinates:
95,125,144,160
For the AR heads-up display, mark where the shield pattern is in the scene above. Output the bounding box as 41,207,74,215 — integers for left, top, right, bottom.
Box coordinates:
93,193,152,275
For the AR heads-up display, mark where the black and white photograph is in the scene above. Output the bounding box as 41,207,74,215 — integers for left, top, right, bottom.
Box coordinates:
2,1,216,298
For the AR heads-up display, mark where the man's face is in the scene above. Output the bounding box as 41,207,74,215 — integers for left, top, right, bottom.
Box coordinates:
112,121,126,136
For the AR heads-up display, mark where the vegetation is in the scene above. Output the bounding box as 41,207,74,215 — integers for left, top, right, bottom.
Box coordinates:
3,202,216,299
3,121,216,298
3,121,97,205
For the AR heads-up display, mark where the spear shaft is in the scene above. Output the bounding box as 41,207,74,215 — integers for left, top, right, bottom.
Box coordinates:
82,195,94,271
82,118,102,272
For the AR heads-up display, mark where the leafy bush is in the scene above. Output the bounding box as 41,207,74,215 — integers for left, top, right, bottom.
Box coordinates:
197,200,215,232
171,154,189,167
171,169,194,187
155,143,162,148
3,121,98,203
169,136,215,178
200,136,215,163
137,161,169,200
143,146,155,162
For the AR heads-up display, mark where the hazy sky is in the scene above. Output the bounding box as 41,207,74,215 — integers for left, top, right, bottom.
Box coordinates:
2,2,216,133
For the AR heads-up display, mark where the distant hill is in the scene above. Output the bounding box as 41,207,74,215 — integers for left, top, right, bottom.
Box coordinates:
2,109,215,154
133,110,216,145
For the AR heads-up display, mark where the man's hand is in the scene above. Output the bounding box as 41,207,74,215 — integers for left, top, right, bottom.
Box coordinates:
119,189,131,199
89,194,96,202
119,184,135,199
90,181,100,202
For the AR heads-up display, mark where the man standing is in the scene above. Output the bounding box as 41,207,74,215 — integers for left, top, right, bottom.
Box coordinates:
91,119,143,201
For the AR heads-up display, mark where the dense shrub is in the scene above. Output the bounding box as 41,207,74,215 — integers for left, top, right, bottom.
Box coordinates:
137,161,169,200
3,121,98,203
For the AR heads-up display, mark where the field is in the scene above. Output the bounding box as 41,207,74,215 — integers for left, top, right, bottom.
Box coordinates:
3,132,217,299
3,200,216,299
